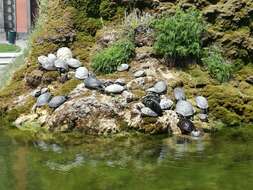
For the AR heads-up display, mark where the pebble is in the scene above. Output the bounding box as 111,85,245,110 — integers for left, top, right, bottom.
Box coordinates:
117,64,129,72
141,107,158,117
115,78,126,86
105,84,125,94
134,70,146,78
199,113,208,122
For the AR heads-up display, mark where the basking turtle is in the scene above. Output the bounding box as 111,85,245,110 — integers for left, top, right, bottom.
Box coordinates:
173,87,186,101
66,58,81,69
148,81,167,94
55,59,69,73
195,96,208,113
177,118,195,135
38,56,56,71
142,92,163,116
75,67,89,80
84,74,104,90
175,100,194,118
36,92,52,107
57,47,72,61
48,96,68,109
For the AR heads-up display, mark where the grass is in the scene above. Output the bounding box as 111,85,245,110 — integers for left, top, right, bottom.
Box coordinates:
0,43,21,53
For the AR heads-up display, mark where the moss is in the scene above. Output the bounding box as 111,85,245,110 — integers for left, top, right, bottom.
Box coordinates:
42,71,59,84
53,79,81,96
100,0,117,20
70,32,95,63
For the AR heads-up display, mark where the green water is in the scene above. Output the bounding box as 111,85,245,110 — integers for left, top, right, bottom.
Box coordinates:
1,128,253,190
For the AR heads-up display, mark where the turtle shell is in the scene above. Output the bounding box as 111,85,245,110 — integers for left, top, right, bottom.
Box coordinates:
177,118,195,134
195,96,208,109
174,87,186,101
36,92,52,107
175,100,194,117
48,96,67,108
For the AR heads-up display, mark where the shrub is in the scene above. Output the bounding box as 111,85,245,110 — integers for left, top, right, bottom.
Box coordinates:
202,46,233,83
153,8,205,65
91,40,135,74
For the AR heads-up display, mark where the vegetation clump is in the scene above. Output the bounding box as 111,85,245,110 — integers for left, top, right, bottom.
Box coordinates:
91,40,135,74
153,8,205,65
202,46,233,83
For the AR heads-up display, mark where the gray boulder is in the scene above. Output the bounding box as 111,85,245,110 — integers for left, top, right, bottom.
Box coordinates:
141,107,158,117
117,64,129,72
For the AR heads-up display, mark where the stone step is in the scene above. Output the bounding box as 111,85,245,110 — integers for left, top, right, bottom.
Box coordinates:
0,57,14,65
0,52,21,59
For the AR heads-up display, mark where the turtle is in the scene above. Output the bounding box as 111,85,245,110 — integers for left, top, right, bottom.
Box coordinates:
48,96,68,109
195,96,208,113
57,47,72,60
36,92,52,107
177,118,195,135
54,59,69,73
142,92,163,116
151,81,167,94
175,100,194,118
173,87,186,101
75,67,89,80
84,74,104,90
66,58,81,69
47,53,57,64
38,56,56,71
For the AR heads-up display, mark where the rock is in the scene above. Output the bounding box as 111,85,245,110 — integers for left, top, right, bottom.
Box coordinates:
57,47,72,60
84,75,103,90
141,107,158,117
36,92,52,107
48,96,68,109
115,78,126,86
75,67,89,80
54,59,69,72
246,76,253,85
175,100,194,117
105,84,125,94
177,118,195,135
14,114,38,128
98,119,120,135
160,98,173,110
26,70,43,88
122,91,134,103
195,96,208,110
66,58,81,68
147,80,167,94
174,87,186,101
117,64,129,72
47,96,123,135
199,114,208,122
134,70,146,78
157,110,181,135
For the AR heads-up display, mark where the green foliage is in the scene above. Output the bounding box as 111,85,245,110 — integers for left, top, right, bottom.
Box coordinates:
202,46,233,83
0,44,20,53
91,40,135,74
100,0,117,20
153,8,205,63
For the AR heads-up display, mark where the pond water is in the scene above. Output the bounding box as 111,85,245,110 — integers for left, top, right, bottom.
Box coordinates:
1,127,253,190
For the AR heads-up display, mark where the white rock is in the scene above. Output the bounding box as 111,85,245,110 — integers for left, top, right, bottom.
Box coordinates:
38,55,48,65
115,78,126,86
122,91,134,103
105,84,125,94
117,64,129,72
75,67,89,80
57,47,72,60
141,107,158,117
134,70,146,78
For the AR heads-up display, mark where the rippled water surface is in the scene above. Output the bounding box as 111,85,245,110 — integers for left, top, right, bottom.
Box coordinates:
1,128,253,190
